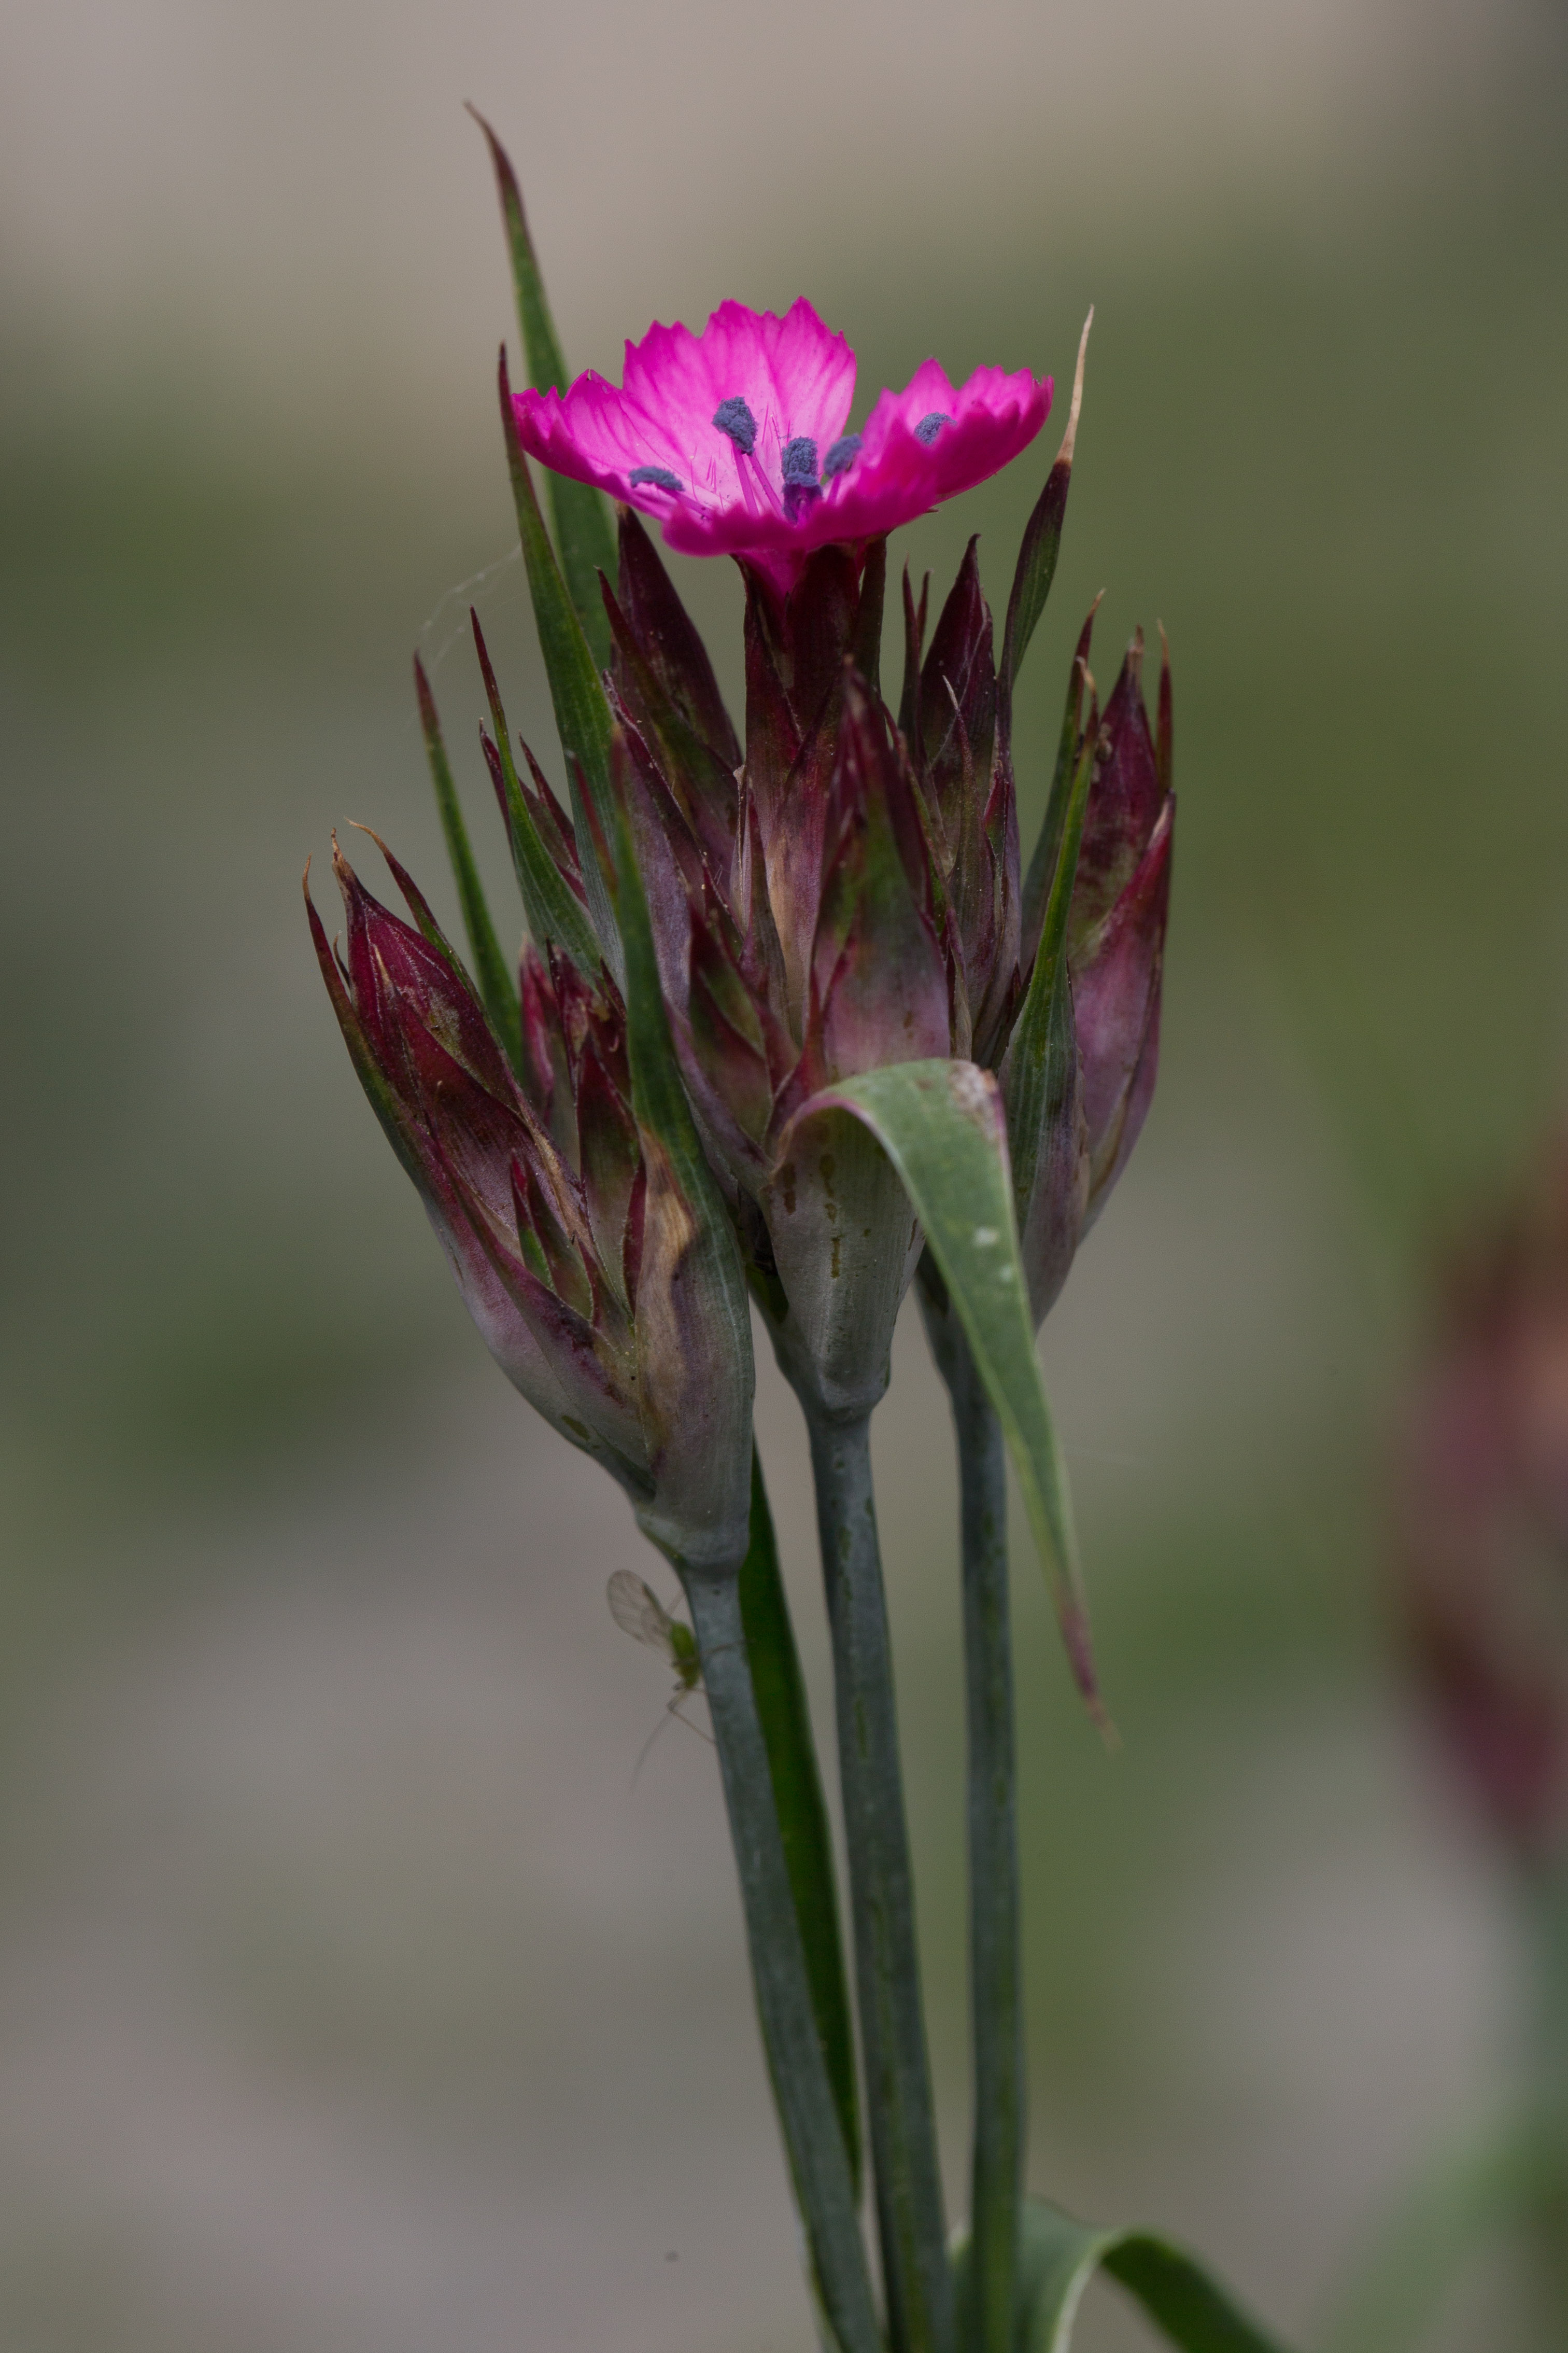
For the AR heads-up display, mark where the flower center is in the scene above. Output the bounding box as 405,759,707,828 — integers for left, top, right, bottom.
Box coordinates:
915,411,953,446
822,434,861,480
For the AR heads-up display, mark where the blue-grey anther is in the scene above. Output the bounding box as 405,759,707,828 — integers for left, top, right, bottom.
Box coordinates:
713,397,758,455
915,411,953,446
822,434,861,480
629,465,683,492
781,436,819,486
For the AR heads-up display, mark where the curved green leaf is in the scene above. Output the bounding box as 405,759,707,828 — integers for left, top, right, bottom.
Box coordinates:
803,1058,1100,1718
468,107,616,668
739,1449,861,2193
960,2197,1294,2352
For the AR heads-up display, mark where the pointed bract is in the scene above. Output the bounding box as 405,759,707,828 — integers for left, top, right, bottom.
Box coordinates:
615,507,741,769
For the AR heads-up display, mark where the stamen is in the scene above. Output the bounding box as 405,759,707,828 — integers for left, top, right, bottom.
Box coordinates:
629,465,683,492
780,436,820,521
713,397,759,454
915,411,953,446
822,434,861,479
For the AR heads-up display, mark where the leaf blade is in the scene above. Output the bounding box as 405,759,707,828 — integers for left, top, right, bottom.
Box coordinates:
800,1058,1100,1716
413,654,521,1062
604,727,755,1565
469,106,616,667
497,346,623,979
985,2198,1295,2353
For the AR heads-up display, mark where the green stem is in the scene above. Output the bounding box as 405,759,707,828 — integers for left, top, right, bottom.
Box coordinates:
805,1410,955,2353
680,1564,884,2353
739,1453,864,2191
920,1267,1023,2353
954,1364,1022,2353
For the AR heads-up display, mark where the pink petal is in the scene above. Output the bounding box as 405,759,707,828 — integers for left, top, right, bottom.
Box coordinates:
513,299,854,543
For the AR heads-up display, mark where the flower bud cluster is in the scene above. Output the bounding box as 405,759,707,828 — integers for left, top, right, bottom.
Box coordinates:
308,286,1173,1543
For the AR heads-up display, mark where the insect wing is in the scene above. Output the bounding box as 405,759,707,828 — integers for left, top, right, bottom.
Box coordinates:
607,1570,676,1658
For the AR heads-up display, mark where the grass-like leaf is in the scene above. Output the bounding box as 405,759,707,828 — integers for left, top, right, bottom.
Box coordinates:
469,106,616,669
413,654,520,1063
497,347,622,978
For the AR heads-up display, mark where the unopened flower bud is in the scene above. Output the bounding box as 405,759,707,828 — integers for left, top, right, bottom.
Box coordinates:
306,833,753,1568
608,566,948,1417
1000,611,1174,1324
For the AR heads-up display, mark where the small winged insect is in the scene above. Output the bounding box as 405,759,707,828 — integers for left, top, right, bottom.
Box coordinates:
606,1571,711,1777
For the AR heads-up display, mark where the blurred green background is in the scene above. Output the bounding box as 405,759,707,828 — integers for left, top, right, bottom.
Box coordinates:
2,2,1566,2345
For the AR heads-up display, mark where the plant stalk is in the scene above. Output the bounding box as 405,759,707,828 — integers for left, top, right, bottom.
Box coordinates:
805,1410,955,2353
950,1343,1023,2353
917,1258,1024,2353
681,1564,884,2353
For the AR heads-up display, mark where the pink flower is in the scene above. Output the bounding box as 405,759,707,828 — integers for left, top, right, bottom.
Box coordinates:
512,298,1052,592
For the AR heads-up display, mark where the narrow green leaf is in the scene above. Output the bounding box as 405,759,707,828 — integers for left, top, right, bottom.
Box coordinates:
998,311,1091,720
738,1449,861,2193
468,106,616,668
413,654,520,1062
496,346,621,976
469,614,603,981
962,2196,1294,2352
800,1058,1102,1719
607,716,758,1565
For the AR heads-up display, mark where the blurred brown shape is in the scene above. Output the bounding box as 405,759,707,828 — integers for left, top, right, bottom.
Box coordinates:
1399,1139,1568,1863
